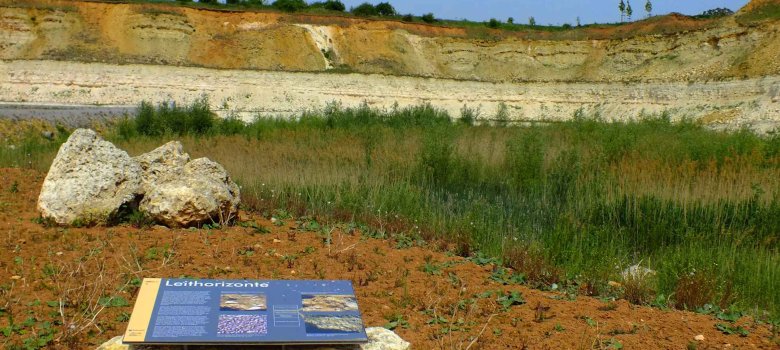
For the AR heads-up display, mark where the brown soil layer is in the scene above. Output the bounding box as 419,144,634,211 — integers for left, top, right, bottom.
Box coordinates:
0,168,777,349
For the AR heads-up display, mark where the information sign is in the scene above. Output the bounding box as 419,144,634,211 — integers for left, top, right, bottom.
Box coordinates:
123,278,368,345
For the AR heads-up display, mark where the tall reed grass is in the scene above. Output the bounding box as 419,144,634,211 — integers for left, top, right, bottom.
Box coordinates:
2,101,779,318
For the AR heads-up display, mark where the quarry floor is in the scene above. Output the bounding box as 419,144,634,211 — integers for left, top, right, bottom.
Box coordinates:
0,168,777,349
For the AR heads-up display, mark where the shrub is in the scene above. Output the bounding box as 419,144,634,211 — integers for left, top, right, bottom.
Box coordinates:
487,18,500,28
674,270,717,311
622,274,656,305
272,0,307,12
494,102,510,126
503,244,562,288
402,13,413,22
421,13,436,23
351,2,377,16
696,7,734,18
458,105,479,126
133,97,216,136
323,0,345,11
375,2,396,16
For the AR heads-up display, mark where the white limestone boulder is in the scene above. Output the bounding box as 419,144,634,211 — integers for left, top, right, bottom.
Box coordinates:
37,129,141,225
134,141,190,193
361,327,410,350
139,157,240,227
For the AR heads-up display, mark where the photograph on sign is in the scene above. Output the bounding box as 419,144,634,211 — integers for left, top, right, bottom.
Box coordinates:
301,294,359,312
220,293,267,311
124,278,367,345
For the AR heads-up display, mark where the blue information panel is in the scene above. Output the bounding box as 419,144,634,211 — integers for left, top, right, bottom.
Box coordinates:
123,278,368,345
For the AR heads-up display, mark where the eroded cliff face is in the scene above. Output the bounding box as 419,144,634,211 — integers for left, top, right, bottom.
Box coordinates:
1,0,779,83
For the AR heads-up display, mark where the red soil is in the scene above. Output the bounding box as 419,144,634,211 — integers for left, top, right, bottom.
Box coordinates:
0,168,777,349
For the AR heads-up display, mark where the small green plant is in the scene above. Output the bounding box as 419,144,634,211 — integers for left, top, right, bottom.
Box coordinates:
490,267,525,285
9,181,18,193
581,315,597,327
116,311,131,322
282,254,298,268
98,295,130,308
497,291,525,311
127,209,154,228
41,264,58,277
426,315,448,325
421,261,442,275
715,323,749,337
384,314,410,330
469,252,501,266
239,221,271,234
238,247,255,257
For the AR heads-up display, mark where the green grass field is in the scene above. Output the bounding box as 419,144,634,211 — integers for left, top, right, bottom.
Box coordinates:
2,101,779,320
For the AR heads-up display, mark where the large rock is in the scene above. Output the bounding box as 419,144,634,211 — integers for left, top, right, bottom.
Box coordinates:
134,141,190,193
37,129,141,225
139,157,240,227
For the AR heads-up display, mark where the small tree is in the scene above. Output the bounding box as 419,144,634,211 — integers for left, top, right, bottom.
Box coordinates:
272,0,307,12
402,13,413,22
626,0,633,21
645,0,652,17
619,0,626,22
351,2,377,16
576,16,581,27
697,8,734,18
324,0,345,11
507,17,514,24
528,16,536,27
421,13,436,23
487,18,500,28
375,2,396,16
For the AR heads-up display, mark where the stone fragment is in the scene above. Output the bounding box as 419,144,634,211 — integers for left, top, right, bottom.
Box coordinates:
37,129,141,225
695,334,705,341
139,158,240,227
361,327,410,350
95,336,127,350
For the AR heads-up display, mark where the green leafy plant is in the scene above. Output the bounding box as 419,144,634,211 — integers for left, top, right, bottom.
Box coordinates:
384,314,410,330
497,291,525,310
98,295,130,308
715,323,749,337
490,267,525,285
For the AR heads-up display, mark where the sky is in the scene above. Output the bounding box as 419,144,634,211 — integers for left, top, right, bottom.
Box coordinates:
338,0,751,25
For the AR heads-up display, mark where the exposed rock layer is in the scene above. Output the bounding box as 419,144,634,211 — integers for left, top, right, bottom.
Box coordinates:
3,60,778,132
0,0,779,83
